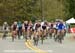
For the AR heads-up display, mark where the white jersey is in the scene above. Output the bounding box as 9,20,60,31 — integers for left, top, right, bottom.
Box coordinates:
53,24,56,28
41,22,44,26
41,22,44,30
33,23,37,30
3,24,9,31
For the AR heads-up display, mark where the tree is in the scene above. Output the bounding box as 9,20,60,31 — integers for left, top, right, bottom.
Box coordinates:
0,0,74,25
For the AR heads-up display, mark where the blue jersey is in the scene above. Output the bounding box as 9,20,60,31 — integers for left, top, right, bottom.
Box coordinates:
18,24,22,28
17,23,22,30
57,23,65,30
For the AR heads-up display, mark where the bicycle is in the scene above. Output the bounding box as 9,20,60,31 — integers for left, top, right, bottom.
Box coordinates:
12,30,17,42
33,31,39,46
55,29,65,43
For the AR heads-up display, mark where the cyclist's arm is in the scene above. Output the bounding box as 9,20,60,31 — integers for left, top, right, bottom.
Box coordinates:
22,24,25,31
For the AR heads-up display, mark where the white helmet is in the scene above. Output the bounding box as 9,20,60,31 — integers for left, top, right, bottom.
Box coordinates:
24,21,28,24
14,21,17,25
4,22,7,24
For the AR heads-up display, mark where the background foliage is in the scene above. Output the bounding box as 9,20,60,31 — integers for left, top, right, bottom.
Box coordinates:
0,0,74,25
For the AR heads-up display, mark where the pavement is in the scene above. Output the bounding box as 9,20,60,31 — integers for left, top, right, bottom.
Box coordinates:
0,33,75,53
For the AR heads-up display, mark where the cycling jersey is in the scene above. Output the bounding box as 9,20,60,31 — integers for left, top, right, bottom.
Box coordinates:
42,22,47,30
42,25,46,30
57,23,65,30
28,23,33,30
48,23,54,29
50,23,54,29
17,23,22,30
3,24,8,30
35,23,41,30
53,24,56,29
18,26,22,31
24,23,29,31
13,25,17,31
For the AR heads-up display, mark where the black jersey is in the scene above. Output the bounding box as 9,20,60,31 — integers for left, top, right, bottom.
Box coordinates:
24,23,29,31
13,25,17,31
18,26,22,30
42,23,47,30
42,25,46,30
50,23,54,28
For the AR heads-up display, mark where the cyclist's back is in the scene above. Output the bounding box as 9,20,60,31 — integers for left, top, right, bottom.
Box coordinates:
23,21,29,31
17,21,22,30
13,24,17,31
42,22,47,30
35,22,41,31
57,22,64,30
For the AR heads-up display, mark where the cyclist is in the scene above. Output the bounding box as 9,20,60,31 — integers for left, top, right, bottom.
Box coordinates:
33,20,41,45
11,21,18,41
53,21,58,39
48,21,54,39
28,21,33,39
55,20,66,43
17,21,22,39
41,21,47,40
2,22,9,39
22,21,29,41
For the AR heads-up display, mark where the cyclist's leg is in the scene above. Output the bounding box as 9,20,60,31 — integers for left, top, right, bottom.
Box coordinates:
49,29,53,39
33,31,38,46
27,29,30,40
22,30,25,39
61,29,65,40
29,29,32,39
58,30,63,43
36,30,40,45
12,35,14,42
46,28,49,39
43,29,46,39
35,35,39,46
12,31,16,42
53,28,56,38
2,31,6,39
24,30,27,41
20,29,23,39
18,30,21,39
55,29,60,41
41,30,44,44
